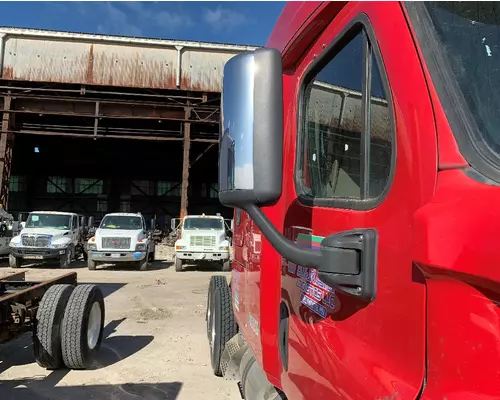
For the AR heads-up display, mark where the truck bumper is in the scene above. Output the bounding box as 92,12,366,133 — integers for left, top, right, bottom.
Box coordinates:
176,251,230,262
88,250,147,262
10,247,67,260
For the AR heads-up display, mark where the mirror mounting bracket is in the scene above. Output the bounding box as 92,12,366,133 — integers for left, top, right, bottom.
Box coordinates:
244,204,377,302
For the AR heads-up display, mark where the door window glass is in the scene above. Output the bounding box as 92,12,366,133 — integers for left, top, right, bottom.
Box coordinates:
297,28,393,205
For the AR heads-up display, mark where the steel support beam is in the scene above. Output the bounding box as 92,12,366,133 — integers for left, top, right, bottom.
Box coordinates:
0,96,12,208
180,108,191,220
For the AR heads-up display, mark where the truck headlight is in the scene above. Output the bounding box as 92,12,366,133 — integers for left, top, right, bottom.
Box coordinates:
52,243,68,249
219,246,229,251
175,245,186,250
136,243,146,251
88,243,97,251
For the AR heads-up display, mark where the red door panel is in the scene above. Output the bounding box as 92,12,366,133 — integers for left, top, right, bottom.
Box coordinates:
279,2,437,399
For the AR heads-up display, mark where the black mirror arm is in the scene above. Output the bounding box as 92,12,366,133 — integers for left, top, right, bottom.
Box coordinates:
244,204,377,302
244,204,323,269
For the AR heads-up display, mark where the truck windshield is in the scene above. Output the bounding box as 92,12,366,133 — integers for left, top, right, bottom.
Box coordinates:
25,214,71,230
411,2,500,156
100,216,142,230
183,218,223,230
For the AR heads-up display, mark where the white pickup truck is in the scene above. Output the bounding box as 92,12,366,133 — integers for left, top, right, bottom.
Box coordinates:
9,211,85,268
173,214,232,272
87,212,155,271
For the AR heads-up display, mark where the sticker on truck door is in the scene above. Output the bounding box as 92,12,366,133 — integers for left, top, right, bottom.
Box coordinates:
285,233,340,318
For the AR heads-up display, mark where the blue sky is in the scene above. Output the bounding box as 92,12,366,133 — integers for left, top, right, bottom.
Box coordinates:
0,1,285,46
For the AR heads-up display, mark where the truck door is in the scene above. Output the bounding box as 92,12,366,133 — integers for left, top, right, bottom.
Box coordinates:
280,3,437,399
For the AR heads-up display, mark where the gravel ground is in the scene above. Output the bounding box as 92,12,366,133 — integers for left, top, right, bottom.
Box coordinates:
0,245,238,400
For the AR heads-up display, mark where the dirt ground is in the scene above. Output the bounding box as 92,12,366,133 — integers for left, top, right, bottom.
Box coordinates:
0,245,239,400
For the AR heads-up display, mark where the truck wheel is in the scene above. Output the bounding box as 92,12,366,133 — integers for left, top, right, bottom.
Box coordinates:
61,284,105,369
138,258,148,271
9,254,22,268
87,259,97,271
206,276,228,340
209,285,237,376
34,284,75,369
175,257,183,272
221,260,231,272
60,247,73,269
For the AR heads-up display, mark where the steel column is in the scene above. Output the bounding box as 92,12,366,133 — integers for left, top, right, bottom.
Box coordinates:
0,96,12,208
180,108,191,219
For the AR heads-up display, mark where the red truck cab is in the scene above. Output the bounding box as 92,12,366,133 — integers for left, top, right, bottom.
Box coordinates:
206,2,500,399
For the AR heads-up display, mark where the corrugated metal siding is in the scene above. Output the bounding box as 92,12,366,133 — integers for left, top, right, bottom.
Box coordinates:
2,36,241,92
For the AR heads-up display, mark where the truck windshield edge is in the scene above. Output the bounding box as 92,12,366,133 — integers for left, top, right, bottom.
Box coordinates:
25,213,71,230
100,215,142,230
183,218,223,230
407,2,500,176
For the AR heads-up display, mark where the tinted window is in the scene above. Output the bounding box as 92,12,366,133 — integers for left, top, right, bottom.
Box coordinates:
297,28,393,204
368,54,392,199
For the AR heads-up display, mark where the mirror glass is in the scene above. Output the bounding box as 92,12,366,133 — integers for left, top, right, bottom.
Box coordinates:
220,52,255,192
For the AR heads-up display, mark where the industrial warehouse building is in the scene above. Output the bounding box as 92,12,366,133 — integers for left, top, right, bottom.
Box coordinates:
0,27,256,228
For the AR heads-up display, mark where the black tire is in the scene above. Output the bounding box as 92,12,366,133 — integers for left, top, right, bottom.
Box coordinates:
60,247,73,269
206,275,228,340
9,254,22,268
33,284,75,369
175,257,182,272
209,285,237,376
221,260,231,272
139,258,148,271
87,259,97,271
61,284,105,369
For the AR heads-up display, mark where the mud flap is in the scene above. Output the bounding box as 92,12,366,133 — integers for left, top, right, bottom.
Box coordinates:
220,332,248,380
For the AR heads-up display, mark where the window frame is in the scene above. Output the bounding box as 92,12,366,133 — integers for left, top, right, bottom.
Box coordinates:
294,15,397,210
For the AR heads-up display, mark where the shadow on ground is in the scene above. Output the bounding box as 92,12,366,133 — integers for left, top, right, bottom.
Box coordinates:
181,261,228,273
0,318,160,398
0,381,183,400
100,260,173,272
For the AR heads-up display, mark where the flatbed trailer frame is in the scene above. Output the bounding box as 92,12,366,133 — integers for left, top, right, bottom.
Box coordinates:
0,271,76,344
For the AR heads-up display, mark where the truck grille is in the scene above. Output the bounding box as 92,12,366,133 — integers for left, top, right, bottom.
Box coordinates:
190,235,216,248
102,237,131,249
21,234,52,247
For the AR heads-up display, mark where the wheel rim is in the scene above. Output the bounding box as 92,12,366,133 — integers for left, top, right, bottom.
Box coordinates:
87,302,102,350
208,302,215,353
207,294,212,333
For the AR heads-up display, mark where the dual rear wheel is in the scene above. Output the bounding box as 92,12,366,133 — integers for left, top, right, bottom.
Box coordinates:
34,283,105,370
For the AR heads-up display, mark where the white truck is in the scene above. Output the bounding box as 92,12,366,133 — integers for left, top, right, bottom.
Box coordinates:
86,212,155,271
9,211,85,268
173,214,232,272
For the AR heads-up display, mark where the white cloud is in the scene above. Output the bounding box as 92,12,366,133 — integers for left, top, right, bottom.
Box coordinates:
81,2,193,37
203,6,248,31
124,2,193,31
234,163,254,190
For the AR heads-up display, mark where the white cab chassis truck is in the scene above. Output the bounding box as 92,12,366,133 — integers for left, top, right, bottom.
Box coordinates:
87,212,155,271
9,211,86,268
173,214,232,272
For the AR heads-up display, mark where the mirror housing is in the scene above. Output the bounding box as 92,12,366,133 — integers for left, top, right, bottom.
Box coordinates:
88,216,95,228
219,48,283,208
170,218,177,231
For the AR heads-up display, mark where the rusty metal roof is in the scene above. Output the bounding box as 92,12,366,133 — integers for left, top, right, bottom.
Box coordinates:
0,27,258,93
